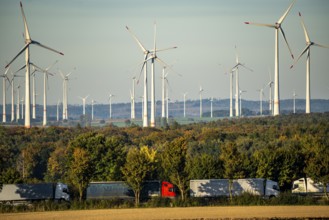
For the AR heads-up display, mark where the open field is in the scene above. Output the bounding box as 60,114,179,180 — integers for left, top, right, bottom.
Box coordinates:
1,206,329,220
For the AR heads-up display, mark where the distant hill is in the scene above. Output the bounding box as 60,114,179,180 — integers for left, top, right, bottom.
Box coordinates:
2,99,329,123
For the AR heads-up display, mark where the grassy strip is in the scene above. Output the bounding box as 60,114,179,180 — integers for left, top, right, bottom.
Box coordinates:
1,192,328,213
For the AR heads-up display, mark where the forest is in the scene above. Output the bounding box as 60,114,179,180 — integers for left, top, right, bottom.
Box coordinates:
0,113,329,204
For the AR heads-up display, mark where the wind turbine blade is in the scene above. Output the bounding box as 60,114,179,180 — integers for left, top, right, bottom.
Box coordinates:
244,22,275,28
240,64,253,72
20,1,31,40
313,43,329,49
150,46,177,53
5,43,30,68
298,12,310,43
59,70,65,79
155,57,182,77
279,27,294,59
277,0,297,24
14,64,27,74
290,45,310,69
153,22,157,56
137,54,148,84
126,26,148,53
31,40,64,56
45,60,58,71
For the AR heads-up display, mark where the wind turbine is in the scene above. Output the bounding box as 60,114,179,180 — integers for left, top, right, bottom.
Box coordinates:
56,99,60,122
293,90,297,114
10,71,23,122
210,97,214,118
130,77,136,120
109,93,114,119
266,68,274,116
15,63,39,120
20,98,24,119
290,12,329,114
16,85,21,121
183,92,188,118
79,95,89,116
257,86,265,116
1,68,10,123
239,90,246,116
245,0,295,116
231,46,253,117
199,86,204,118
33,61,57,126
5,2,64,128
126,23,177,127
226,68,235,118
59,68,75,120
91,99,96,121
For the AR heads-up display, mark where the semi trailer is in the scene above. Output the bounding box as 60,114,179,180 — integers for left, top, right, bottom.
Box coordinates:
190,178,279,198
0,182,70,203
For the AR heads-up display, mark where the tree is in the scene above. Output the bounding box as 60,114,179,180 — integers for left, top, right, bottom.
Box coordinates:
303,134,329,199
220,141,247,199
161,136,189,200
67,147,92,201
121,146,157,206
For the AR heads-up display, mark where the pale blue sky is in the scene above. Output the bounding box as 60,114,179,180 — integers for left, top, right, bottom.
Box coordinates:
1,0,328,105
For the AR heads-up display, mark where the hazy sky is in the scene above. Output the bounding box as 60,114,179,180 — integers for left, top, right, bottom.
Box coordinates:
1,0,328,105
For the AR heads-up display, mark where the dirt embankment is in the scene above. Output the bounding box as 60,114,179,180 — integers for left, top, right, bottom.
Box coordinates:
1,206,329,220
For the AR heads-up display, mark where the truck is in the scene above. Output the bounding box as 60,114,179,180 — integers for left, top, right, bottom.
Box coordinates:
0,182,70,203
190,178,280,198
86,180,176,200
292,177,329,197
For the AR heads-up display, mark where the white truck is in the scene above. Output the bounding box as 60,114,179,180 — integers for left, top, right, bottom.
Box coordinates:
0,182,70,203
292,177,329,197
190,178,280,198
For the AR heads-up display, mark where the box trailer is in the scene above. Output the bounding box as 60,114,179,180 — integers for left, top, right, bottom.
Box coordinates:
0,182,70,203
292,177,329,197
190,178,279,198
86,180,176,200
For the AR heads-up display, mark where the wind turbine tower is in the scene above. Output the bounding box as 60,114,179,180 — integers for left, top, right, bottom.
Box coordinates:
130,77,136,120
79,95,89,115
16,85,20,121
290,12,329,114
1,68,10,123
293,90,297,114
245,0,296,116
183,93,187,118
109,93,114,119
5,2,64,128
199,86,204,118
239,90,246,116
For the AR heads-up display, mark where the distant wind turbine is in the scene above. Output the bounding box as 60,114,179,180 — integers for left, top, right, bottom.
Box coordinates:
130,77,136,120
16,85,21,121
109,93,114,119
5,2,64,128
56,99,60,122
91,99,96,121
266,68,274,116
257,86,265,116
183,92,188,118
199,86,204,118
210,97,214,118
245,0,296,116
293,90,297,114
10,70,23,122
59,68,75,120
1,68,10,123
290,12,329,114
79,95,89,116
33,61,57,126
231,46,253,117
239,90,246,116
226,68,235,118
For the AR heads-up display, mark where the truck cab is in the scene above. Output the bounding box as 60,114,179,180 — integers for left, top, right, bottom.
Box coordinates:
55,183,70,202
